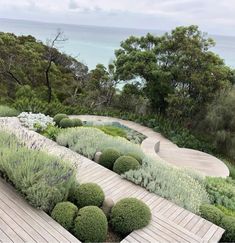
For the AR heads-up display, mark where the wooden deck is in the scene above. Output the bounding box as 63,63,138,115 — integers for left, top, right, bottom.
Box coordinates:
0,179,80,243
0,118,225,243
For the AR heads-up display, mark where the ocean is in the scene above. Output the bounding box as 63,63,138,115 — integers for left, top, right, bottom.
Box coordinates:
0,18,235,70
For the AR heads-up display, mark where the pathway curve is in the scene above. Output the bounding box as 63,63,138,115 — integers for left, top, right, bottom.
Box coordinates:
72,115,229,178
0,117,225,242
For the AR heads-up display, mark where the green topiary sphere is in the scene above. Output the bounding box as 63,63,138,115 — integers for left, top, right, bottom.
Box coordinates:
72,118,83,127
72,183,105,208
99,148,121,169
113,156,140,175
53,114,68,126
51,201,78,230
59,118,74,128
125,152,143,164
110,198,151,235
200,204,224,225
73,206,108,242
221,216,235,242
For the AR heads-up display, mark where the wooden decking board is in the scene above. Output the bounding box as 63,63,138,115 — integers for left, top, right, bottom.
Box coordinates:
0,207,36,242
0,217,24,243
163,204,180,218
196,222,213,238
178,212,195,228
207,227,225,243
121,235,139,243
131,232,151,243
185,215,201,231
174,209,190,224
201,224,221,242
152,215,201,243
0,180,80,243
142,227,169,243
0,198,47,243
0,227,13,243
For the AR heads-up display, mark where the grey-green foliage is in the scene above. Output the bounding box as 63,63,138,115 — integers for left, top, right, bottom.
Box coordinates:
0,131,76,212
0,105,19,117
56,127,144,160
122,157,209,213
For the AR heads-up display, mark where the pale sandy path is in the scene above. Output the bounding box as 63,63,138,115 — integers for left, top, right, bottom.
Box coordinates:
71,115,229,178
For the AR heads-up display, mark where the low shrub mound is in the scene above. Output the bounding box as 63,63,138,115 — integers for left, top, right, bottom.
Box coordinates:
110,198,151,235
51,202,78,230
200,204,224,225
221,216,235,242
59,118,74,128
53,114,68,125
72,183,105,208
113,156,140,175
0,105,19,117
99,148,121,169
73,206,108,242
0,131,75,212
72,118,83,127
125,152,143,164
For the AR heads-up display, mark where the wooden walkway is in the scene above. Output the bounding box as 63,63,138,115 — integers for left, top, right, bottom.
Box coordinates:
0,179,80,243
0,118,225,242
72,115,229,178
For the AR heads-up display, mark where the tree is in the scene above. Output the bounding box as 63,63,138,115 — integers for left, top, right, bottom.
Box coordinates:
114,25,234,120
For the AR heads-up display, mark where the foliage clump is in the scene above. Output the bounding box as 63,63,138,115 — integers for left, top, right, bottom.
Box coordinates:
220,216,235,242
0,131,75,212
73,206,108,242
71,183,105,208
113,156,140,175
72,118,83,127
200,204,224,225
59,118,74,128
110,198,151,235
99,148,121,169
53,114,68,126
51,201,78,230
0,105,19,117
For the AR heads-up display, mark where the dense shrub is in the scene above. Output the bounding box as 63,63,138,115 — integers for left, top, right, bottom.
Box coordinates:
99,148,121,169
59,118,74,128
73,206,108,242
53,114,68,125
125,152,143,164
41,125,61,141
113,156,140,175
216,205,235,217
205,177,235,211
0,105,19,117
199,204,224,225
122,157,209,213
110,198,151,235
18,112,55,131
51,202,78,230
68,180,80,203
72,118,83,127
0,131,76,212
57,127,144,160
72,183,105,208
220,216,235,242
95,125,127,138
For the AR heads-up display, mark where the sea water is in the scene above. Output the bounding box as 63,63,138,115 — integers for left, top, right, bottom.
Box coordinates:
0,18,235,70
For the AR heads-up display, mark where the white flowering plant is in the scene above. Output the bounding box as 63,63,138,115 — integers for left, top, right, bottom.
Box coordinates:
18,112,55,131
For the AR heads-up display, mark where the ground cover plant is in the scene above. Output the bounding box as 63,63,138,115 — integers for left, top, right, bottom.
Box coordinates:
56,127,144,160
0,130,76,212
0,105,19,117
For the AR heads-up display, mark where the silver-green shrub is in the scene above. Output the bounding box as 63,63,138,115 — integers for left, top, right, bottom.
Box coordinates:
122,157,209,213
0,131,76,212
56,127,144,159
0,105,19,117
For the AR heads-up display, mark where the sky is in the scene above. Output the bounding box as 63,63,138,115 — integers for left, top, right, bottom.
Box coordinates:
0,0,235,36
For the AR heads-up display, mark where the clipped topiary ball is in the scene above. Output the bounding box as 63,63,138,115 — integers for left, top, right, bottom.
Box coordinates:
73,206,108,242
200,204,224,225
68,180,80,203
99,148,121,169
72,118,83,127
53,114,68,126
113,156,140,175
221,216,235,242
73,183,105,208
51,201,78,230
110,198,151,235
125,152,143,164
59,118,74,128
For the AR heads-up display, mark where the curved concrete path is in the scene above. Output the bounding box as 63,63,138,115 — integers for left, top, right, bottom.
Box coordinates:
0,118,225,242
71,115,229,178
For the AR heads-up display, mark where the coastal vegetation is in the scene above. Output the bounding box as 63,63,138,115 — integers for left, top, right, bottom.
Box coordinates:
1,24,235,241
